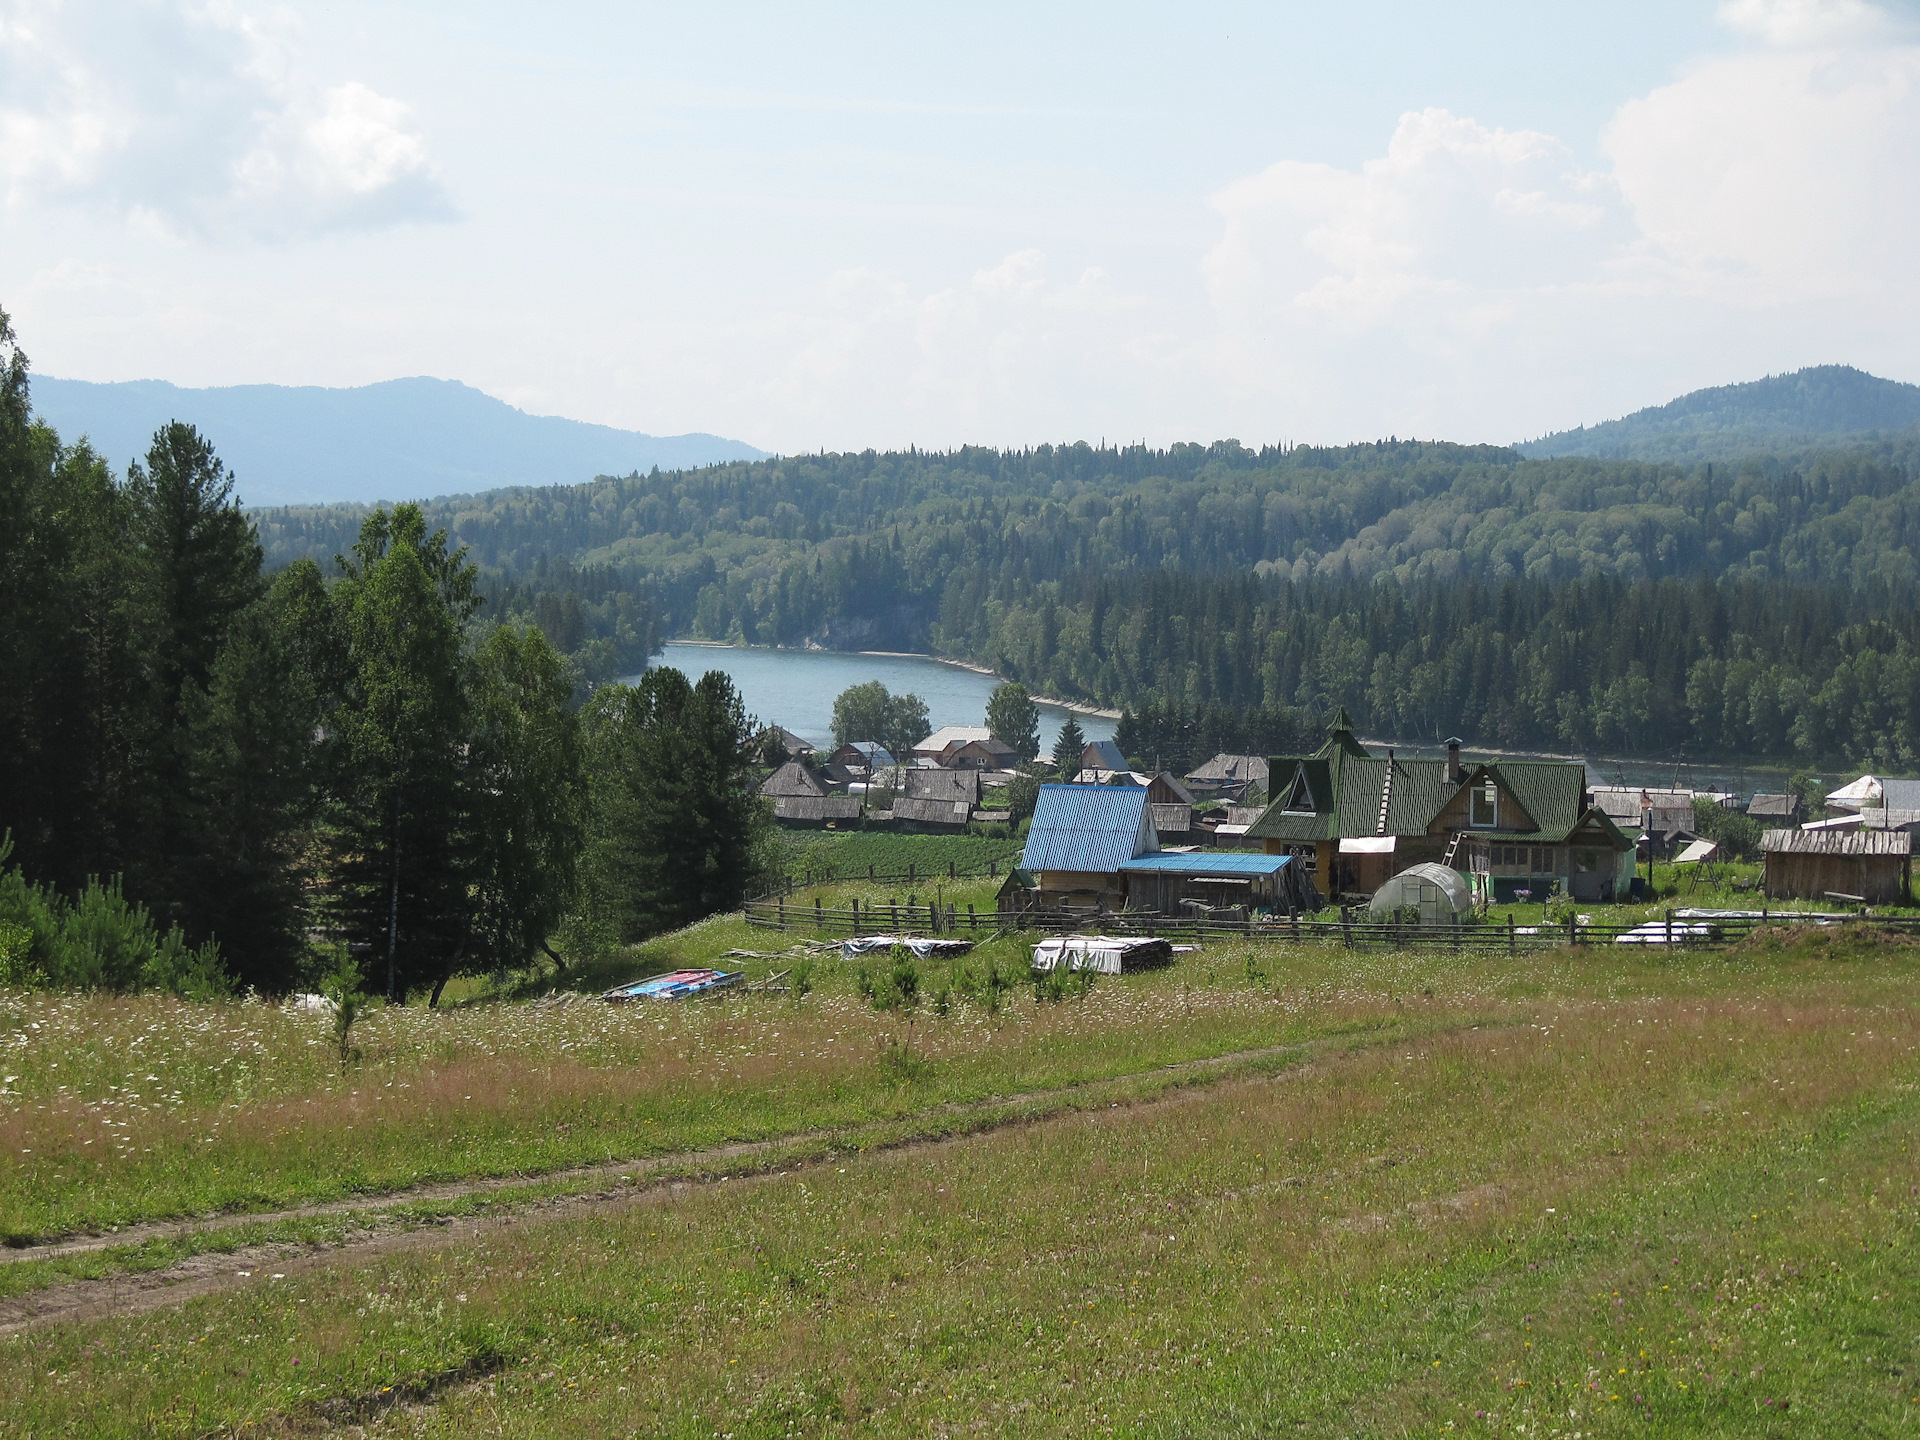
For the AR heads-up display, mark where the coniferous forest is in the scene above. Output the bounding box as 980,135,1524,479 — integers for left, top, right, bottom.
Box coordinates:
0,313,769,999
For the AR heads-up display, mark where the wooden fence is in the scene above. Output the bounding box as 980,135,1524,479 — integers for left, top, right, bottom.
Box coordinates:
741,899,1920,953
775,859,1016,891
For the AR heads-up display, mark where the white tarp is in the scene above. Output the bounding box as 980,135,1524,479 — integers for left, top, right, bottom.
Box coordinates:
1339,836,1398,854
1030,935,1173,975
1827,775,1882,810
1672,839,1718,865
1803,814,1864,831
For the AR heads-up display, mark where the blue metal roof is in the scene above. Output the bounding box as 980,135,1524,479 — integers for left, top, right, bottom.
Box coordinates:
1021,784,1155,873
1118,851,1292,876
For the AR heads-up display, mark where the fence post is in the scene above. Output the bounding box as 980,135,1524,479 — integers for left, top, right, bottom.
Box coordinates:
949,861,956,880
968,903,976,930
1508,912,1515,958
869,864,875,880
814,896,822,931
909,862,916,884
1342,909,1352,949
990,860,997,878
1665,908,1673,948
852,897,860,936
1568,911,1576,947
1292,908,1300,942
778,895,785,929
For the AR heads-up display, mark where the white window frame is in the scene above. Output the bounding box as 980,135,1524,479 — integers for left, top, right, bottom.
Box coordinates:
1470,779,1499,829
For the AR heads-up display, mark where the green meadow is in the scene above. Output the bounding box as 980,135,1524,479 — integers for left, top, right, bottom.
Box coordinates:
4,919,1919,1435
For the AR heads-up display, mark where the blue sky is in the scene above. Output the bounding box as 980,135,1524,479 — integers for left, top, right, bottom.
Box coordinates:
5,1,1917,452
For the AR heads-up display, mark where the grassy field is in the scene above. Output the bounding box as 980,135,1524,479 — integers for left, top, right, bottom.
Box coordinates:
774,831,1027,885
4,921,1920,1435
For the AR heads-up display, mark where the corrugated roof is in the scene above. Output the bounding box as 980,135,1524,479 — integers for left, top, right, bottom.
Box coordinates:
1763,828,1912,856
1119,851,1292,876
1021,785,1156,873
1881,778,1920,810
1747,793,1798,817
1490,762,1589,839
918,725,991,753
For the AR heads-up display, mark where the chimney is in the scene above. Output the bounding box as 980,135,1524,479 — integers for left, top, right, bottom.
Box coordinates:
1446,737,1463,783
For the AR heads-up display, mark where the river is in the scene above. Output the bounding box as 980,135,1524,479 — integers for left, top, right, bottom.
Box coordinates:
642,643,1118,754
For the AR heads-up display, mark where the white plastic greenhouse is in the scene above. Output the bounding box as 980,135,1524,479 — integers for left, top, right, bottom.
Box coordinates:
1366,862,1473,925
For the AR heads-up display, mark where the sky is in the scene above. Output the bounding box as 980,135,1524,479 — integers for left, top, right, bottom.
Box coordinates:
4,0,1919,453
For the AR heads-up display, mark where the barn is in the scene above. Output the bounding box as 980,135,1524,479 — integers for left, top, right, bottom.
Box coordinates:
1761,828,1912,903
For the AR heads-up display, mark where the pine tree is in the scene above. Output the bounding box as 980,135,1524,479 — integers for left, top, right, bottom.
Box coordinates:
1051,714,1086,780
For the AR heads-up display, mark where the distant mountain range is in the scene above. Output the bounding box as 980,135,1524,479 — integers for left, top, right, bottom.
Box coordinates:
28,375,769,507
1518,364,1920,463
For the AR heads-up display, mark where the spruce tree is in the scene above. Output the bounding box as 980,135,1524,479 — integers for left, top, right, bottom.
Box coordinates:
1051,714,1086,780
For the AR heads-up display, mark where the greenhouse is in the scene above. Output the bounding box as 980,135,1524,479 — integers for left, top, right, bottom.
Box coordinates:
1366,862,1473,925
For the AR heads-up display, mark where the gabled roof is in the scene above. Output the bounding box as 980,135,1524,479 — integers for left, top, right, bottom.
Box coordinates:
903,768,981,803
1021,784,1157,874
760,760,828,798
1150,802,1192,835
1185,753,1269,785
891,795,974,827
918,725,991,755
1763,827,1911,856
1147,771,1195,805
1490,762,1589,839
1082,738,1128,772
772,795,863,822
1747,792,1799,817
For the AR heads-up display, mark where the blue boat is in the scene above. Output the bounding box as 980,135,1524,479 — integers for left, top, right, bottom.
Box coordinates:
602,969,745,1002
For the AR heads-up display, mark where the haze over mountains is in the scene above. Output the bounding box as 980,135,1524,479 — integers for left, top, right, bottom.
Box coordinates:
28,376,769,507
1519,365,1920,464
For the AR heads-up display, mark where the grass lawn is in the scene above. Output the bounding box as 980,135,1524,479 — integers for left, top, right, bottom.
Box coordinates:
4,923,1920,1434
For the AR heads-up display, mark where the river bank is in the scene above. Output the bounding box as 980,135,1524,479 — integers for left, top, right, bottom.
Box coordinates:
643,642,1120,751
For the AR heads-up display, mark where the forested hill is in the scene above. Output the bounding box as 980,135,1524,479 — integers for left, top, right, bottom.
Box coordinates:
1521,365,1920,464
237,433,1920,768
31,375,768,507
258,429,1920,604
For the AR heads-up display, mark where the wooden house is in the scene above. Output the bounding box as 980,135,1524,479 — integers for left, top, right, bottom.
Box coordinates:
1146,771,1195,842
1184,753,1268,800
1080,738,1128,774
893,769,982,832
758,725,815,761
945,737,1018,771
1246,715,1634,902
1019,783,1313,913
915,726,992,762
759,760,829,800
770,795,865,827
1761,828,1911,902
1747,792,1801,823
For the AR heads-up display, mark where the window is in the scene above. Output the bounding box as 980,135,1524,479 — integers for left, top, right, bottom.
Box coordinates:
1470,780,1498,828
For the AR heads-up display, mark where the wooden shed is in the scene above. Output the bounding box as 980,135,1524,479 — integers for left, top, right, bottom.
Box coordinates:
1761,828,1911,903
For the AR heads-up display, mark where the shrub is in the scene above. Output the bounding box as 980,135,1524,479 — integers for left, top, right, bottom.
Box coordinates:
0,835,232,998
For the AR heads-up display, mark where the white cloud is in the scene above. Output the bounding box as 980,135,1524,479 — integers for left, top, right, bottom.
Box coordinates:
0,0,453,240
1191,2,1920,441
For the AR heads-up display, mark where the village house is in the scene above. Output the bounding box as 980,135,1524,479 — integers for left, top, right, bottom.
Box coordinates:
1146,771,1195,843
758,725,815,761
914,726,992,763
892,768,982,832
822,741,894,786
1746,792,1802,824
759,758,862,827
1014,784,1315,915
1246,713,1635,902
944,736,1019,771
1184,753,1269,801
1079,738,1128,774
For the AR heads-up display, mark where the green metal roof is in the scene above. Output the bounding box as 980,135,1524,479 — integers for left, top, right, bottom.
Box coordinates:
1483,762,1587,841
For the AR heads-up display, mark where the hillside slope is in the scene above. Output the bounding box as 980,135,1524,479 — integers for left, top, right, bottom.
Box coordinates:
1520,365,1920,463
30,375,768,506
